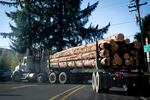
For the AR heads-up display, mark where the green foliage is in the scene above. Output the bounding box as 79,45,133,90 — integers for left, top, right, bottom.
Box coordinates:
6,10,33,53
142,14,150,38
0,49,12,70
10,53,22,70
0,48,22,70
134,14,150,43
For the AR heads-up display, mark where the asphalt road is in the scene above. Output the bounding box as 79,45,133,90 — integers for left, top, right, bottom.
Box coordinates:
0,82,149,100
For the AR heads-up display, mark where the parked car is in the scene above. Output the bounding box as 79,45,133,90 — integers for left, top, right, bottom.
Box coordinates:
0,69,12,82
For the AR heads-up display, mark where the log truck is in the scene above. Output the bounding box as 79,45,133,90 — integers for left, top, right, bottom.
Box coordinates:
12,33,150,94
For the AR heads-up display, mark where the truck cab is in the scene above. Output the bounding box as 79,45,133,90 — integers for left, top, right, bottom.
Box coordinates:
12,56,49,83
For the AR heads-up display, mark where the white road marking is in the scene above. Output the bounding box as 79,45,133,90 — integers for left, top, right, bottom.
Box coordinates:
11,85,37,89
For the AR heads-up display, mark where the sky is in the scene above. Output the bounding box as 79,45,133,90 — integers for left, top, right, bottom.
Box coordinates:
0,0,150,49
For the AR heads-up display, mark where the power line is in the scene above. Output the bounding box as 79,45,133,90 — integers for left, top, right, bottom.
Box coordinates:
110,20,136,26
99,20,136,28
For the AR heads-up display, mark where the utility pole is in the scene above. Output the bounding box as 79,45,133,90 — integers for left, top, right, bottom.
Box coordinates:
128,0,149,71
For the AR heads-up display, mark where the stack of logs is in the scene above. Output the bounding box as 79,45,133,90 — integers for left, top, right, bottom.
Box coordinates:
50,33,142,68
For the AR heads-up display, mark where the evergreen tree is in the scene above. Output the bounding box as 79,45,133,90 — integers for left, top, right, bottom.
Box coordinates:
134,14,150,44
0,0,110,53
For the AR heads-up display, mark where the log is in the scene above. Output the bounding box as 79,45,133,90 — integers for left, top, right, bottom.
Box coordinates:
50,63,57,67
67,54,82,61
112,57,122,66
113,53,120,59
125,38,130,44
124,53,130,60
134,40,141,50
109,39,115,45
51,59,96,68
82,51,96,59
50,51,96,64
73,45,85,55
99,49,110,58
125,60,130,66
59,57,68,62
129,57,134,66
85,43,96,52
111,42,119,53
51,33,125,59
100,57,110,66
105,33,124,42
58,62,68,67
50,58,58,63
130,50,136,58
83,59,96,67
134,51,138,59
117,57,123,65
50,33,143,69
50,42,96,59
135,58,139,67
99,42,110,49
68,61,75,67
112,59,117,66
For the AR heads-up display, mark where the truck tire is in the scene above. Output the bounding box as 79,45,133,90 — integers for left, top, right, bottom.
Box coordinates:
92,72,96,91
95,72,111,93
12,71,22,82
59,72,67,84
49,72,57,84
27,73,37,82
37,75,44,83
95,72,101,93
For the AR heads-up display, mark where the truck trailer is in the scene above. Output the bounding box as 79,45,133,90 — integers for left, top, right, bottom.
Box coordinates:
49,33,150,93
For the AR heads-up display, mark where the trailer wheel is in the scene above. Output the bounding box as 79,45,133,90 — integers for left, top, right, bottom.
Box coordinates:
59,72,67,84
95,72,101,93
49,72,57,84
92,72,96,91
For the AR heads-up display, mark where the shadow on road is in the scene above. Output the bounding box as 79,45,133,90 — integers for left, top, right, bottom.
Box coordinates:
0,94,22,96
